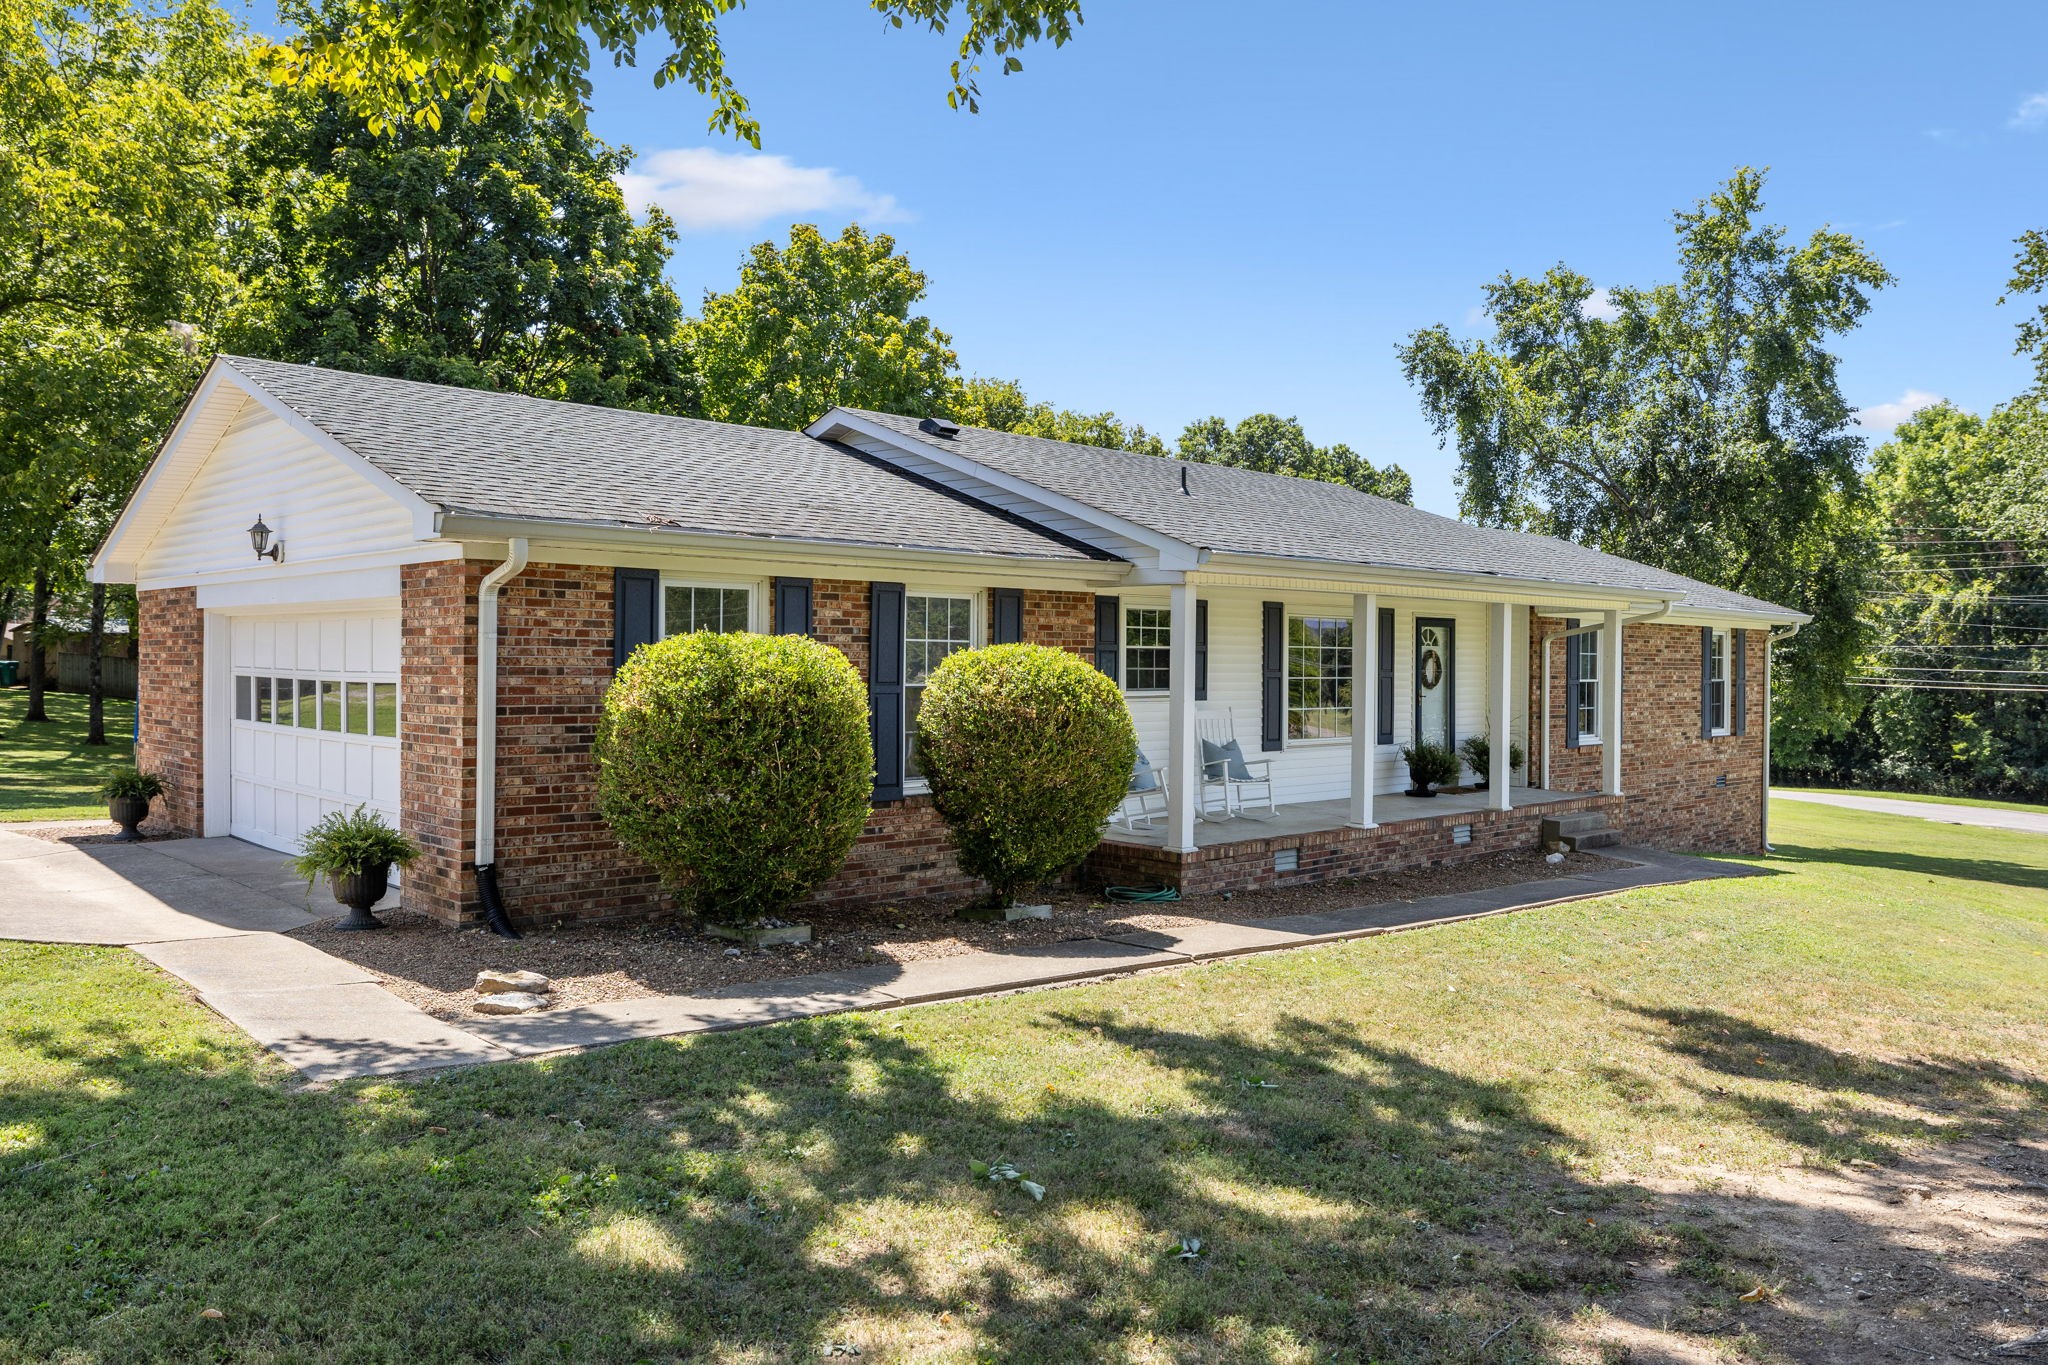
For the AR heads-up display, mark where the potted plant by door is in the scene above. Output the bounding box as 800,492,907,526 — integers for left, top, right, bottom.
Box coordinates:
1458,735,1527,791
293,806,422,931
98,766,167,841
1400,741,1461,798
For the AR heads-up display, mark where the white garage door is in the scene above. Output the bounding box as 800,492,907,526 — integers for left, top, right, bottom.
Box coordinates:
227,614,402,853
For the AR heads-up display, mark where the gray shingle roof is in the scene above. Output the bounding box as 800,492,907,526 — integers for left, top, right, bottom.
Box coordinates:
222,358,1101,561
843,409,1803,618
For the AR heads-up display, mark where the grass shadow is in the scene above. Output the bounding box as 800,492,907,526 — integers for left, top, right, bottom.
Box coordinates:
1767,837,2048,893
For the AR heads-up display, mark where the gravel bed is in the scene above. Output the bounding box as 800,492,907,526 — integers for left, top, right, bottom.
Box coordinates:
290,847,1619,1023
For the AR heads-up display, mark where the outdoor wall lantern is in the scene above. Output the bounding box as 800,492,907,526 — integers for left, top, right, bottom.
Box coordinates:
247,515,284,563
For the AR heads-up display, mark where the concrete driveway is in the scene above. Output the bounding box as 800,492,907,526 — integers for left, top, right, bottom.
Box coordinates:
1773,789,2048,837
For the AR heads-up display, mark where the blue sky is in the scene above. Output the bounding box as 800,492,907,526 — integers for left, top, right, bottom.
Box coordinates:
598,5,2037,512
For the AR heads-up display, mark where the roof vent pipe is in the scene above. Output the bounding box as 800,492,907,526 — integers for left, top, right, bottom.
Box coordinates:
1181,465,1191,495
474,537,529,939
918,416,961,437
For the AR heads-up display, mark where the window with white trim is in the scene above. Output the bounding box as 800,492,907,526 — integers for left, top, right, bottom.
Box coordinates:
662,582,752,636
905,593,974,779
1286,614,1353,739
1574,630,1600,743
1707,628,1731,735
1124,607,1171,692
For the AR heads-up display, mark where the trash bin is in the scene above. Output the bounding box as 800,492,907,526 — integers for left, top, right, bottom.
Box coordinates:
0,659,17,687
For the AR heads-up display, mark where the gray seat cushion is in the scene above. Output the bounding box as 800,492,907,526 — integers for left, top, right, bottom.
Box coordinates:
1129,750,1160,794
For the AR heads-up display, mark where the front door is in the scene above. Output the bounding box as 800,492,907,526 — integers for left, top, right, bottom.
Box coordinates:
1414,617,1455,751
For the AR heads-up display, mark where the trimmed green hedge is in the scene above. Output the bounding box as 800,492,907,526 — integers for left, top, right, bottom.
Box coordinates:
596,631,872,924
916,643,1136,907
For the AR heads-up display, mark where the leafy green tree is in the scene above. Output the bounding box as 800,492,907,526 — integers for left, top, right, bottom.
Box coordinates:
690,224,957,430
224,88,692,411
1396,169,1890,762
0,0,251,723
944,376,1168,455
2002,227,2048,389
1176,413,1414,504
264,0,1081,143
1833,400,2048,799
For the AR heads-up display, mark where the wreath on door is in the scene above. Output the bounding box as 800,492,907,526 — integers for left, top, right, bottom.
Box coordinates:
1418,648,1444,691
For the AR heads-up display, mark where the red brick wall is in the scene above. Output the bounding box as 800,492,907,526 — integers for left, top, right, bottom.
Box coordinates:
1085,795,1622,896
1529,615,1765,853
135,587,203,836
400,560,480,921
999,588,1096,658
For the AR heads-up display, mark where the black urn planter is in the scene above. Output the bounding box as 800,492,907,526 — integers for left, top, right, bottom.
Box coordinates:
1404,785,1438,799
108,795,151,841
329,863,392,931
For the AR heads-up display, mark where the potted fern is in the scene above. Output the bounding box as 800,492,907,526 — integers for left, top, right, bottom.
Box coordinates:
293,806,421,931
1458,734,1526,791
1400,741,1461,798
98,766,167,841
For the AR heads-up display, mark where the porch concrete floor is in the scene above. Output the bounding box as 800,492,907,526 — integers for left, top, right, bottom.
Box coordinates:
1101,785,1597,849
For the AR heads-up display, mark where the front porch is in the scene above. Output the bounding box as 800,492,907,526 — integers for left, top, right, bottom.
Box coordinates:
1084,787,1623,898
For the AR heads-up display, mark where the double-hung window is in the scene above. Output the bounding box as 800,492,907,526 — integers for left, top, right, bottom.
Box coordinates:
1124,607,1172,692
662,583,752,636
1286,614,1353,739
1706,628,1731,735
905,594,974,779
1573,630,1601,743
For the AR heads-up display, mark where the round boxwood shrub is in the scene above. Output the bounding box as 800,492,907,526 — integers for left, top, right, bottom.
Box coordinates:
916,643,1137,908
595,631,872,924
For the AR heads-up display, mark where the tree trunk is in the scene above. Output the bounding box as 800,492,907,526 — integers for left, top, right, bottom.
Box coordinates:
23,569,49,723
86,581,106,745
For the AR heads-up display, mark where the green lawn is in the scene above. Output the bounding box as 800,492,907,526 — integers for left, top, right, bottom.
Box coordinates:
2,802,2044,1362
0,687,135,821
1777,784,2048,815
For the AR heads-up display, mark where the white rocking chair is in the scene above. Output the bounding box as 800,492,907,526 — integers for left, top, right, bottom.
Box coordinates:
1109,750,1170,831
1195,710,1279,819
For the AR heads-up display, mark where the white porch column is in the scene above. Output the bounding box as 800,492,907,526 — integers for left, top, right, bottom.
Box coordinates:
1348,592,1377,829
1487,601,1513,811
1600,608,1624,796
1164,579,1199,853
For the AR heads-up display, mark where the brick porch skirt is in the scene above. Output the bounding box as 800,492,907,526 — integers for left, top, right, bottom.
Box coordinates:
1079,795,1625,897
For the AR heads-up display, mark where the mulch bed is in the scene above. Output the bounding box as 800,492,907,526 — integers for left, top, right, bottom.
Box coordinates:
289,847,1619,1023
8,819,183,846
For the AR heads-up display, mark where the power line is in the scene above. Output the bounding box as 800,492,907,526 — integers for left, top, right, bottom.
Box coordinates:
1869,665,2048,677
1849,679,2048,693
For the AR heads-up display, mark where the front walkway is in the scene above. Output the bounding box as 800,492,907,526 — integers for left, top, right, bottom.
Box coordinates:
1773,788,2048,836
0,826,1755,1082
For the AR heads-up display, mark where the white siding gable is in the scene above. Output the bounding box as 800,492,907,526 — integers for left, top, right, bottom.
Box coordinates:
135,406,419,586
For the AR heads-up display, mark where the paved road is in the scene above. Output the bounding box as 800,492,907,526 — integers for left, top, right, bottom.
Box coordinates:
1773,789,2048,836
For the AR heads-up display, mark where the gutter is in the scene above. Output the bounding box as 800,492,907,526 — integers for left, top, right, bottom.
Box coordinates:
474,538,529,938
1538,603,1677,790
1761,621,1804,852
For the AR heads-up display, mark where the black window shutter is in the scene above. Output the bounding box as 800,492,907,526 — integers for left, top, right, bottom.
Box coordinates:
1376,607,1395,745
1261,600,1284,752
613,568,659,669
772,577,812,636
1094,596,1120,682
1195,599,1209,701
1563,618,1582,749
992,587,1024,645
1732,628,1748,736
870,582,906,802
1700,626,1715,738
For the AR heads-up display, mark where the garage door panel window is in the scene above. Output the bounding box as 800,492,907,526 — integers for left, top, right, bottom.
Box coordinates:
233,672,397,741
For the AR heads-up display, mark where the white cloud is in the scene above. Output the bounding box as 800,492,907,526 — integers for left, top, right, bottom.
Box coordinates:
1855,388,1943,431
2009,92,2048,130
616,148,906,233
1579,288,1621,321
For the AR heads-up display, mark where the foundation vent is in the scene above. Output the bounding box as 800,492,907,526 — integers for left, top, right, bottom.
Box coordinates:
1452,823,1473,846
1273,847,1300,874
1715,774,1728,788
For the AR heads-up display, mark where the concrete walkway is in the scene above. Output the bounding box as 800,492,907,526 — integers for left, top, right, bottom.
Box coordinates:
0,827,1753,1081
1774,789,2048,836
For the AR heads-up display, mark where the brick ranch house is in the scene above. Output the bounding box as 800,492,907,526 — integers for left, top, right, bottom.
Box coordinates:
92,357,1808,928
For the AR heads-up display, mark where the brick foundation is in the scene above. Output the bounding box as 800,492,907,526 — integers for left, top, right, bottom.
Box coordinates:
134,587,204,836
1531,616,1766,854
1082,794,1622,896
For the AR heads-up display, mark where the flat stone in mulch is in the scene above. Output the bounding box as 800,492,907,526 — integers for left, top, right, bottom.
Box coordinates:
290,847,1619,1024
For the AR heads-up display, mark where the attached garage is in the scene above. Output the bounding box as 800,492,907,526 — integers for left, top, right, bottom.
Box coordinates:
225,613,402,853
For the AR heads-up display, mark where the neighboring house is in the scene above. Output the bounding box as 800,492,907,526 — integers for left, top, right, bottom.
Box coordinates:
92,357,1807,926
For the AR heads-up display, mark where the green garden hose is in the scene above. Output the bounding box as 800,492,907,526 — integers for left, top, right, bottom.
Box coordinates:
1103,884,1180,903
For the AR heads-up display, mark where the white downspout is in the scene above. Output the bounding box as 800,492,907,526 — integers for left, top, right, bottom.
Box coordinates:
1762,621,1803,852
475,539,529,903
